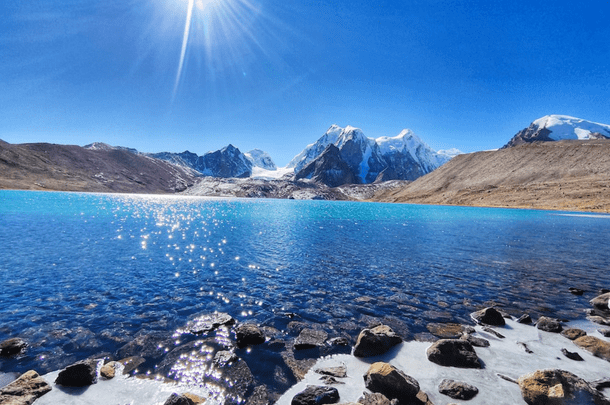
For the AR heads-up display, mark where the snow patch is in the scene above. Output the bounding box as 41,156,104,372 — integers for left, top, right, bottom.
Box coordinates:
533,115,610,141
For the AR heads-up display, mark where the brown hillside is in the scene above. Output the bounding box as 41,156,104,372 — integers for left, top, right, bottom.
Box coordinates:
372,140,610,213
0,140,196,194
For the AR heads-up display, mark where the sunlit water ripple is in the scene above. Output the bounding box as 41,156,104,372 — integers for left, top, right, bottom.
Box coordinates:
1,191,609,399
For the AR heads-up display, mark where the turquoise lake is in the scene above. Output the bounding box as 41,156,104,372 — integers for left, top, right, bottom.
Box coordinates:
1,190,609,396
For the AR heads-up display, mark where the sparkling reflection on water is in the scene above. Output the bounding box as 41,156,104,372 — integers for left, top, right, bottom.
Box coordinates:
0,191,609,397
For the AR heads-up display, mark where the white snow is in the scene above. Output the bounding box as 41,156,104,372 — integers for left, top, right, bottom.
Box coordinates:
277,318,610,405
532,115,610,141
244,149,277,170
250,166,294,180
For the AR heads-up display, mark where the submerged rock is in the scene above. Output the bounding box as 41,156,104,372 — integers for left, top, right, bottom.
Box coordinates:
0,370,52,405
234,324,266,348
363,362,420,403
536,316,563,333
186,312,235,335
426,339,482,368
353,325,402,357
560,328,587,341
573,336,610,362
294,329,328,350
55,359,98,387
517,369,610,405
471,307,505,326
568,287,584,295
0,338,27,357
438,379,479,400
291,386,339,405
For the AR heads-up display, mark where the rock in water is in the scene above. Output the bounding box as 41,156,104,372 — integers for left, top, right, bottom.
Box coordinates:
0,338,27,357
517,369,610,405
568,287,584,295
291,386,339,405
164,393,195,405
0,370,52,405
186,312,235,335
471,307,505,326
294,329,328,350
560,328,586,340
353,325,402,357
573,336,610,362
438,379,479,400
363,362,420,403
536,316,563,333
234,324,266,348
426,339,482,368
55,359,98,387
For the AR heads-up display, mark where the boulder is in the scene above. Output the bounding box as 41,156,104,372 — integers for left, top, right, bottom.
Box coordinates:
357,392,398,405
517,314,533,324
438,379,479,400
363,362,420,403
294,329,328,350
353,325,402,357
314,365,347,378
560,328,586,341
460,334,490,347
234,324,266,348
100,361,117,379
0,338,27,357
164,393,195,405
573,336,610,362
426,323,466,339
590,293,610,314
55,359,98,387
471,307,505,326
426,339,481,368
291,386,340,405
517,369,610,405
0,370,52,405
536,317,563,333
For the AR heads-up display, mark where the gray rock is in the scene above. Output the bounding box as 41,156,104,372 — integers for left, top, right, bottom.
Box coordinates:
426,323,466,339
460,333,490,347
294,329,328,350
426,339,482,368
164,393,195,405
357,392,398,405
561,328,587,340
590,378,610,390
568,287,585,295
363,362,420,403
536,316,563,333
590,293,610,314
517,369,610,405
213,350,238,367
55,359,98,387
245,385,270,405
0,338,27,357
438,379,479,400
314,365,347,378
118,356,145,375
561,348,584,361
186,312,235,335
471,307,505,326
291,386,340,405
328,337,349,346
319,376,344,385
574,336,610,362
353,325,402,357
234,324,266,348
517,314,533,324
0,370,52,405
481,326,505,339
598,329,610,338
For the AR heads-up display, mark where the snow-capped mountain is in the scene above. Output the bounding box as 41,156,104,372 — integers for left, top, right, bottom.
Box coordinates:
197,144,252,178
84,142,139,155
289,125,456,186
503,115,610,148
244,149,276,170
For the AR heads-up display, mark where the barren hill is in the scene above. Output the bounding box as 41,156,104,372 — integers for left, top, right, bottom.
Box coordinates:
371,140,610,213
0,140,196,194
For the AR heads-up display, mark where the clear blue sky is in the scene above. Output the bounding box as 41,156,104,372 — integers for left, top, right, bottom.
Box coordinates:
2,0,609,166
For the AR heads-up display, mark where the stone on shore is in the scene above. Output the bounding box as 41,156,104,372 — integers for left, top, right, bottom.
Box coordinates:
573,336,610,362
0,338,27,357
54,359,98,387
353,325,402,357
517,369,610,405
294,329,328,350
426,339,482,368
590,293,610,314
100,361,117,379
234,323,266,348
517,314,533,324
363,362,420,403
561,348,584,361
535,316,563,333
291,386,339,405
118,356,145,375
599,329,610,338
0,370,52,405
438,379,479,400
314,365,347,378
471,307,505,326
426,323,469,339
357,392,398,405
460,333,490,347
560,328,586,341
164,393,195,405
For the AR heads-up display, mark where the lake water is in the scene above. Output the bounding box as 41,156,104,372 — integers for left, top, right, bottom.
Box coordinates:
1,190,609,399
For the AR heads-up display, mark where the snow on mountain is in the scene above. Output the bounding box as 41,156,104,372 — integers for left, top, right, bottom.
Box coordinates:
84,142,139,154
504,115,610,148
198,144,252,178
244,149,277,170
289,125,455,185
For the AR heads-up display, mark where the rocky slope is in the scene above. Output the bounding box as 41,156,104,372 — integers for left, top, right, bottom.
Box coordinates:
0,140,196,193
503,115,610,148
372,140,610,212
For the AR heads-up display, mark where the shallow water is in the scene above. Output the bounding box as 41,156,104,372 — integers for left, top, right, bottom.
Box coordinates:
0,191,609,397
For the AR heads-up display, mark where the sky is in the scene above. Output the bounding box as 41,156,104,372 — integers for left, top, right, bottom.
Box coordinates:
1,0,609,166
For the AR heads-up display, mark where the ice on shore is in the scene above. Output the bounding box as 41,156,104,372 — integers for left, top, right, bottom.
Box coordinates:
277,318,610,404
